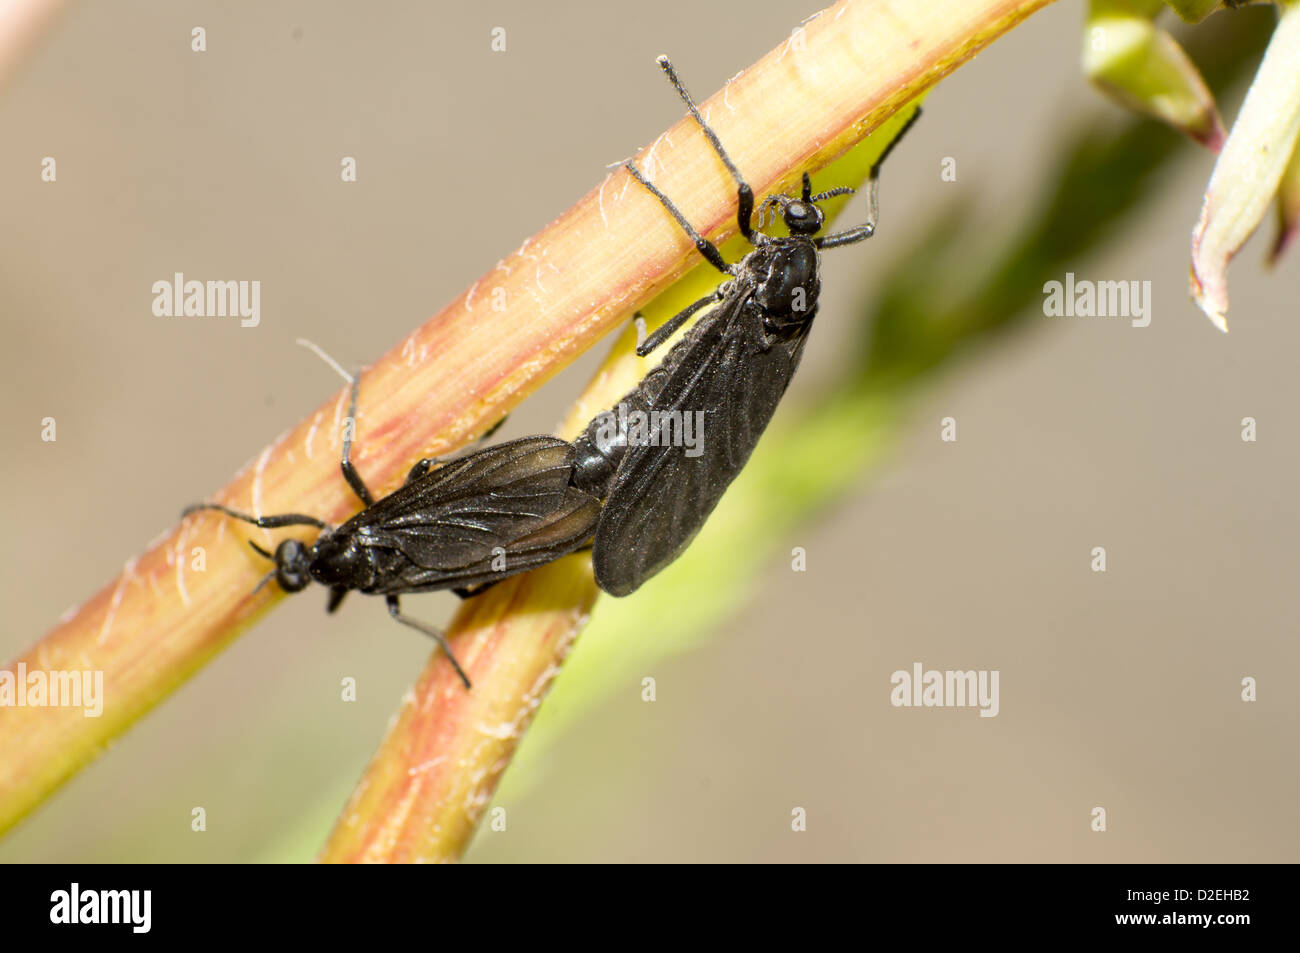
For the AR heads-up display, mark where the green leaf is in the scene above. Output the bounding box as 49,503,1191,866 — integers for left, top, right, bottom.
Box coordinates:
1084,0,1224,149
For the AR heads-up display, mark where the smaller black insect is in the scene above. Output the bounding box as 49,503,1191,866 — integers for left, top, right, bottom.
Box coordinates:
183,375,601,688
569,56,920,596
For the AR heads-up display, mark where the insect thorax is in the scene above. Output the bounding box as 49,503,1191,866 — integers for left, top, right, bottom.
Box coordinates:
750,239,820,320
309,530,376,590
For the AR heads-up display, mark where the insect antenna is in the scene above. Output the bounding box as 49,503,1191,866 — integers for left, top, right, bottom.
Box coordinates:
239,541,279,594
809,186,855,204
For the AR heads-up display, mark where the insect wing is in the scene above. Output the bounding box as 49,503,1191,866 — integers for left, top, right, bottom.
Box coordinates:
356,436,590,572
367,485,600,594
592,299,810,595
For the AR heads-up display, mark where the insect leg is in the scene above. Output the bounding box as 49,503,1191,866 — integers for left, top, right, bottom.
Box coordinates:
339,371,376,507
326,588,348,614
405,458,438,483
452,579,502,600
814,176,881,249
182,502,329,530
656,55,755,243
816,108,922,250
386,595,471,689
637,291,719,357
403,415,510,487
871,107,923,173
624,160,731,275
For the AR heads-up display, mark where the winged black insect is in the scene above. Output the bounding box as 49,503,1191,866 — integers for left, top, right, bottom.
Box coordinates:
183,373,601,688
570,56,919,596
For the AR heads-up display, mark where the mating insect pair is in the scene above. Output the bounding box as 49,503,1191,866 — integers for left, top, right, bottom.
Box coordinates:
184,57,919,686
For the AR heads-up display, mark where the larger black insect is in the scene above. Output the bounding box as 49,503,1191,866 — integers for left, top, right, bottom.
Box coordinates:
183,375,601,688
570,56,919,596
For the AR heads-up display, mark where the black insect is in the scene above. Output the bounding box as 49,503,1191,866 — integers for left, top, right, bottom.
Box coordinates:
183,375,601,687
570,56,919,596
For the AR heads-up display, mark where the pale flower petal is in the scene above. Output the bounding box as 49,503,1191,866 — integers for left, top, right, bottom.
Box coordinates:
1268,133,1300,265
1190,1,1300,331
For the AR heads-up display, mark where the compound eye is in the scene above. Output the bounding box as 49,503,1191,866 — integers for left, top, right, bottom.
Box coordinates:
274,539,311,593
784,202,822,234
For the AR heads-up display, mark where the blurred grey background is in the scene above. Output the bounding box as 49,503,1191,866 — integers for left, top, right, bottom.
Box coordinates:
1,0,1297,862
